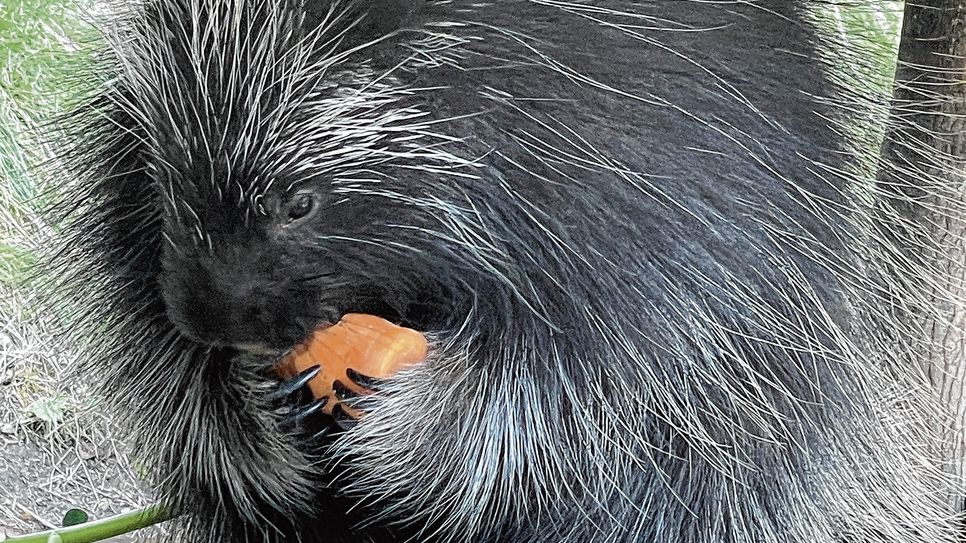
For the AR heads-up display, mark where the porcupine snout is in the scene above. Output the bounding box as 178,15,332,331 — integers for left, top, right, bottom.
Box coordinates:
159,242,315,352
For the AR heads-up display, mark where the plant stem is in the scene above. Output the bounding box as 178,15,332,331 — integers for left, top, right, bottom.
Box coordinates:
2,504,173,543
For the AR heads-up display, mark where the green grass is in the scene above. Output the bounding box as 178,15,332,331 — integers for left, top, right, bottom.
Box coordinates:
1,0,98,282
0,0,93,437
1,0,84,169
0,0,101,390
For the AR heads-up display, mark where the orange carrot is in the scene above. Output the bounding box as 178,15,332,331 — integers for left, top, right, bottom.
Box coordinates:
276,314,428,416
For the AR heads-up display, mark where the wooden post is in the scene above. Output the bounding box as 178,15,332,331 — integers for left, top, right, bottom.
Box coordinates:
878,0,966,508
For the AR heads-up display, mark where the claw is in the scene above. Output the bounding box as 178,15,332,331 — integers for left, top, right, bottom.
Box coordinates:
270,356,401,430
334,377,380,416
268,365,321,402
345,368,385,392
278,396,329,428
332,380,361,402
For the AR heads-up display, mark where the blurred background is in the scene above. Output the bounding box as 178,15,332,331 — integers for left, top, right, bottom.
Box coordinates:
0,0,906,539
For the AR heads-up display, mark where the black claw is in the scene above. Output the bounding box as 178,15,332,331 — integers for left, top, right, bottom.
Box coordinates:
267,365,321,401
346,368,385,391
279,396,329,428
332,380,361,402
332,403,358,430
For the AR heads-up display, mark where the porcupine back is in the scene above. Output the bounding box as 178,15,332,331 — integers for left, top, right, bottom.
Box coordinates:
45,1,963,542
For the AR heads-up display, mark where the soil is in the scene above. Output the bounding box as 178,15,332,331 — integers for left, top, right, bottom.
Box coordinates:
0,435,161,541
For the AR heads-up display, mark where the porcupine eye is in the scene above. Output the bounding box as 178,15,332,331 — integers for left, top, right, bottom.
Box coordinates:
284,191,318,223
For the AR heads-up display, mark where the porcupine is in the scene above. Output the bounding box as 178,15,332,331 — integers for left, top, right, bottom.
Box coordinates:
45,0,965,541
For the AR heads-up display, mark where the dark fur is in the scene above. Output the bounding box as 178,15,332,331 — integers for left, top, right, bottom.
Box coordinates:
48,1,961,542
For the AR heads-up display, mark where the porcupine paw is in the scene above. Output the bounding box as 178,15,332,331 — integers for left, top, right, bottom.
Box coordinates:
271,365,327,439
331,368,388,428
273,364,388,434
274,314,429,434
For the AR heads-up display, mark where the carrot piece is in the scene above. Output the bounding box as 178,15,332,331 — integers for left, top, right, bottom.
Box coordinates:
276,314,428,416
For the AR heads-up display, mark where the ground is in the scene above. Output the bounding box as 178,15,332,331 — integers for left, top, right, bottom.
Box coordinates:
0,285,160,540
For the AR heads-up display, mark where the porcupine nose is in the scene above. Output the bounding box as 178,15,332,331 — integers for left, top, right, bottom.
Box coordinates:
160,259,292,350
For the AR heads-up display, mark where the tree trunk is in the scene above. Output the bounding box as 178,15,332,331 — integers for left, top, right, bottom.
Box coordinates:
878,0,966,508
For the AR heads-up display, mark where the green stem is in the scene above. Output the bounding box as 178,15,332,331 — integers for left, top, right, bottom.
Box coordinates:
3,504,175,543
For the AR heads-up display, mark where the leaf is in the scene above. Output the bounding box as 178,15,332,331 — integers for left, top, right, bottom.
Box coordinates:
25,396,67,424
61,508,89,527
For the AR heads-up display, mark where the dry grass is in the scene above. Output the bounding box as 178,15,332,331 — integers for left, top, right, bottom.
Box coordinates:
0,0,152,538
0,283,149,535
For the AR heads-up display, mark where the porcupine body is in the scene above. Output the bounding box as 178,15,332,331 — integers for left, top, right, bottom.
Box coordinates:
47,0,963,542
